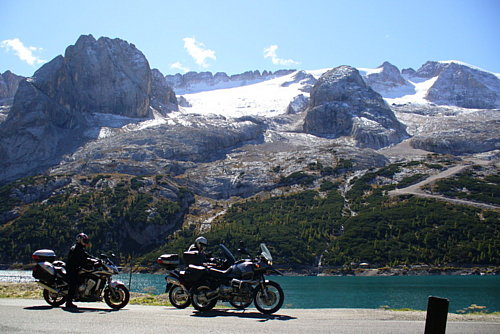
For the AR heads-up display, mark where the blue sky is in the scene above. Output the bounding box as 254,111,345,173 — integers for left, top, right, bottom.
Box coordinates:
1,0,499,77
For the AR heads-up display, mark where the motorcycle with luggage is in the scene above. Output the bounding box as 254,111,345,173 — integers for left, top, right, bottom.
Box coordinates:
188,243,285,314
157,248,233,309
32,249,130,309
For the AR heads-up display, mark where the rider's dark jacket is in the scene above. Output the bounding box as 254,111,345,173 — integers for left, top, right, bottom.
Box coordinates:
66,243,93,274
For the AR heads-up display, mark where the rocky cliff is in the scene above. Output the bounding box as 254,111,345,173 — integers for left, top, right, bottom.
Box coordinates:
0,35,178,183
303,66,408,149
0,70,24,100
363,61,409,93
413,61,500,109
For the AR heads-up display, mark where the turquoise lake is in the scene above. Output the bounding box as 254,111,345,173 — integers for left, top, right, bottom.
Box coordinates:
117,273,500,313
2,270,498,312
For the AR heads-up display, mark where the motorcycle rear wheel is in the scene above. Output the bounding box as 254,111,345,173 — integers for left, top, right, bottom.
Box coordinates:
168,285,191,309
43,288,66,307
190,283,217,312
104,285,130,309
254,281,284,314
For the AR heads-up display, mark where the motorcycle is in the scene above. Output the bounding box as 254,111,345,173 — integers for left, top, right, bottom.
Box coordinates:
189,243,285,314
157,249,233,309
32,249,130,309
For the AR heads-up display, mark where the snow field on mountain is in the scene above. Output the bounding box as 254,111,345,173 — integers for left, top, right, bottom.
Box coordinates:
177,72,308,118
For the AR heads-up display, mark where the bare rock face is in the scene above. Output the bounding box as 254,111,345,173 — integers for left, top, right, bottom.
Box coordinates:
0,35,178,183
363,61,409,92
415,61,500,109
303,65,408,149
151,68,178,115
0,70,24,100
35,34,152,118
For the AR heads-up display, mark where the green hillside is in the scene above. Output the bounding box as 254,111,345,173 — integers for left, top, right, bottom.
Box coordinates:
0,160,498,269
152,165,499,268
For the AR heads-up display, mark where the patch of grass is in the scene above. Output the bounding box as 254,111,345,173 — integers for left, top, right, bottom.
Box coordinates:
129,292,171,306
0,283,42,299
456,304,500,315
378,305,421,312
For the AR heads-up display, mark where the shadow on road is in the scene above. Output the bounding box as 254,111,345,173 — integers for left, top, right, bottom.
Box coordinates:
191,309,297,322
24,305,120,314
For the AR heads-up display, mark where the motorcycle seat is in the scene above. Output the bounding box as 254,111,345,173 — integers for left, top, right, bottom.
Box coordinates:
208,267,232,278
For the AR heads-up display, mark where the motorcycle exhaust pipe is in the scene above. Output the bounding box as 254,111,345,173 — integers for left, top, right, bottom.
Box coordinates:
36,281,65,295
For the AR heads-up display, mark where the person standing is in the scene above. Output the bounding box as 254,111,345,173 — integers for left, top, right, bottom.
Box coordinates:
65,233,93,308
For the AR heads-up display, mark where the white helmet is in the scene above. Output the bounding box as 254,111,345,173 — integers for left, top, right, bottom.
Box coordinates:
76,233,89,247
195,236,208,251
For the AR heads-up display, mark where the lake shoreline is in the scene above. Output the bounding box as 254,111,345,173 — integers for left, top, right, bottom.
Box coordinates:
148,265,500,277
3,264,500,277
2,274,499,313
279,265,500,277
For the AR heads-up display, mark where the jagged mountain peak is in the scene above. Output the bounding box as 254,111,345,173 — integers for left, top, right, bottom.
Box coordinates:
0,34,178,183
303,65,408,149
165,69,295,94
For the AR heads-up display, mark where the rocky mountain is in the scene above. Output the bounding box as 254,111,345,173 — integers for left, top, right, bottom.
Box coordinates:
0,34,498,195
303,65,409,149
0,70,24,101
165,69,295,94
416,61,500,109
0,35,178,183
0,71,24,123
362,61,409,93
362,60,500,110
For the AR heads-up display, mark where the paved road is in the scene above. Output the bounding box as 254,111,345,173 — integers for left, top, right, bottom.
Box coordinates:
1,299,499,334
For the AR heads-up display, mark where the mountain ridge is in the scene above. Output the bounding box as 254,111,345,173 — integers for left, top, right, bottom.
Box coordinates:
0,35,498,190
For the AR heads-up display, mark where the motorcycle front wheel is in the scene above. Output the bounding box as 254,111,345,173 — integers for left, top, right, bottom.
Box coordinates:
253,281,284,314
190,283,217,312
104,285,130,309
43,288,66,307
168,285,191,309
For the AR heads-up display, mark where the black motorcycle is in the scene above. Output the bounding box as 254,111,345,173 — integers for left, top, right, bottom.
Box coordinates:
189,243,284,314
32,249,130,309
157,249,233,309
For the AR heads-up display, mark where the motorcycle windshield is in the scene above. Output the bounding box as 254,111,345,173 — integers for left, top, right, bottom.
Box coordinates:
219,244,236,264
260,243,273,262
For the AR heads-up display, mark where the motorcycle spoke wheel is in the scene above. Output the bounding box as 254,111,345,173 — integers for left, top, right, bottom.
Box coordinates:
43,289,66,307
254,281,284,314
169,285,191,309
191,284,217,312
104,285,130,309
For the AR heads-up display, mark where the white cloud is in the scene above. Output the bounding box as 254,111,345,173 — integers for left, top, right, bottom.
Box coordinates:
170,61,190,73
1,38,46,66
263,44,300,66
182,37,216,68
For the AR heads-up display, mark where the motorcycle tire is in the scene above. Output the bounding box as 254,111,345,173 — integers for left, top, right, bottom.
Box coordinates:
253,280,284,314
43,288,66,307
104,285,130,309
168,285,191,309
190,283,217,312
